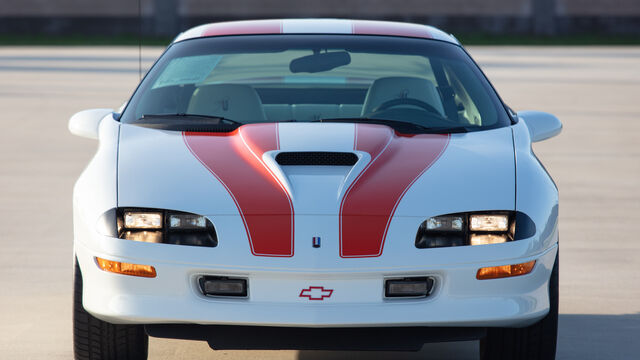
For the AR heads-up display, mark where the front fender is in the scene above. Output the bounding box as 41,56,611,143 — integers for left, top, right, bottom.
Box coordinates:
72,115,120,252
512,121,559,253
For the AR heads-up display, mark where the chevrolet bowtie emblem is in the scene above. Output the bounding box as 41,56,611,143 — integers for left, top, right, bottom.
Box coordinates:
299,286,333,300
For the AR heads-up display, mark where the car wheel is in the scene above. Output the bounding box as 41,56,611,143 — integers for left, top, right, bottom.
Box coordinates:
479,252,558,360
73,258,149,360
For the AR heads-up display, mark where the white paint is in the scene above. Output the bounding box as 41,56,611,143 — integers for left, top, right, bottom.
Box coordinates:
282,19,353,34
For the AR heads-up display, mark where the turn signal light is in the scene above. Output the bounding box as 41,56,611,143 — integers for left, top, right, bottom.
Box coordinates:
95,257,157,278
476,260,535,280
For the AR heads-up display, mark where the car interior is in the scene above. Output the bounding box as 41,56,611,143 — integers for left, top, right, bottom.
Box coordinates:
137,75,456,124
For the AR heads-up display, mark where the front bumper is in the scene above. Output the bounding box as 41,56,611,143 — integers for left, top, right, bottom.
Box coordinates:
76,236,557,329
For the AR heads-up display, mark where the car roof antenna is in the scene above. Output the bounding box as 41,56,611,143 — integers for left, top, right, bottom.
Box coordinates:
138,0,142,81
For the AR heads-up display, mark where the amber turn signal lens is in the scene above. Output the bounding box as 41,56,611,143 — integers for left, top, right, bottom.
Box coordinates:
95,257,157,278
476,260,536,280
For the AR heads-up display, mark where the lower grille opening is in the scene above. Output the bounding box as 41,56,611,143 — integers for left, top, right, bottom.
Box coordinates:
275,152,358,166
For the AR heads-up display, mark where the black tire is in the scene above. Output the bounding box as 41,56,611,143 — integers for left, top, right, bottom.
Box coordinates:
480,252,559,360
73,259,149,360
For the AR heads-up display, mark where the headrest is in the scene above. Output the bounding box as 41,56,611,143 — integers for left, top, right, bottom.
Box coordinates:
361,76,445,116
187,84,267,122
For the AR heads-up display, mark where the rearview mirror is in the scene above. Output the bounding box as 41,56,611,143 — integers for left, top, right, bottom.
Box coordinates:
68,109,113,139
290,51,351,73
518,111,562,142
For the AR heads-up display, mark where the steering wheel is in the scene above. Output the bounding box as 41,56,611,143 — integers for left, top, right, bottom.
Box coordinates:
370,98,443,117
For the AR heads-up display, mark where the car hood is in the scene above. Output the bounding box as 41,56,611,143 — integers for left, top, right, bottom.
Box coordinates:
119,122,515,216
118,122,514,257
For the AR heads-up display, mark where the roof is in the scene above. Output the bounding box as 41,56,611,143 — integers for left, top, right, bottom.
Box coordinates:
173,19,459,45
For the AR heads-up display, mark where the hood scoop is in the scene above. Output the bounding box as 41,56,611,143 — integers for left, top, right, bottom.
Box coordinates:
275,152,358,166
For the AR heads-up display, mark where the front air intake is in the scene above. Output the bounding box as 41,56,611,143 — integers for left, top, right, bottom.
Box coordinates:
275,152,358,166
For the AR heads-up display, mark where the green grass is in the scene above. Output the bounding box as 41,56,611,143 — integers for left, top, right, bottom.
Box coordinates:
1,33,639,46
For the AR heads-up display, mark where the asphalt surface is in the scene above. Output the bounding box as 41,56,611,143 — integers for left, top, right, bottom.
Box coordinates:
0,46,639,360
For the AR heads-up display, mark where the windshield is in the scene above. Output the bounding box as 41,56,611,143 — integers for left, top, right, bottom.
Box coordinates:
120,35,510,132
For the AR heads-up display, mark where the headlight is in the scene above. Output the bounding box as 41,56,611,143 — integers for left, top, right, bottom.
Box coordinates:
426,216,463,231
98,208,218,247
121,230,163,243
469,214,509,232
469,233,508,246
416,211,517,249
124,211,163,229
169,213,207,229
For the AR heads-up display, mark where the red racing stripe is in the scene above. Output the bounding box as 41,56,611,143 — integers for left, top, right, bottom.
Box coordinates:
351,20,433,39
183,123,294,257
202,20,283,37
340,124,449,258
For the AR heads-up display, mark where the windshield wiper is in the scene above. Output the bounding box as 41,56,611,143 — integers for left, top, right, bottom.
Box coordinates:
419,126,469,134
135,113,243,131
140,113,243,125
314,118,469,134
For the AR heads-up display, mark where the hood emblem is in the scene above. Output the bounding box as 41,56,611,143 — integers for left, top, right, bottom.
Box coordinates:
299,286,333,300
312,236,321,248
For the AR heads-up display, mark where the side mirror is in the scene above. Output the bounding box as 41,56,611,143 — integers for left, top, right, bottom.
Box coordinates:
68,109,113,139
518,111,562,142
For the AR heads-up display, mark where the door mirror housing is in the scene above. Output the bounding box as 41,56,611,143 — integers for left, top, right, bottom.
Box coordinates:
68,109,113,139
518,111,562,142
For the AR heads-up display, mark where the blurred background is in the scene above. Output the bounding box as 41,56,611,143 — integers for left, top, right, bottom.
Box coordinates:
1,1,639,360
1,0,639,42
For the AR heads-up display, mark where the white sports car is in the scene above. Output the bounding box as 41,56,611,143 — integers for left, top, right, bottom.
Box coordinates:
69,19,562,360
